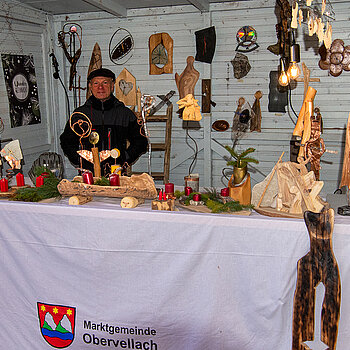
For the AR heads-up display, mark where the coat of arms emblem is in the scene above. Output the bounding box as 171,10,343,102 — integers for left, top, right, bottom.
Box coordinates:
37,302,76,348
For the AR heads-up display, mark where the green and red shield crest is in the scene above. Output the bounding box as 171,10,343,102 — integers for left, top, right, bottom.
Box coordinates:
37,302,76,348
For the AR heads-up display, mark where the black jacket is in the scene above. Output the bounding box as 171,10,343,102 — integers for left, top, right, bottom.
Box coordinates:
60,95,148,174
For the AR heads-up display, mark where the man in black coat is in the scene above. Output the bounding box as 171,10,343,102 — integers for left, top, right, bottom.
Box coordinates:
60,68,148,175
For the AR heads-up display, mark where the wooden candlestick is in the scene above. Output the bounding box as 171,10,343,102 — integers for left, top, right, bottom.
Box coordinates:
91,146,101,178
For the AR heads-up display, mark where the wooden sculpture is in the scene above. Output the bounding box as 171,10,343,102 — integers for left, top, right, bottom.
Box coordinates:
175,56,200,99
250,90,263,132
340,113,350,188
292,208,341,350
86,42,102,99
115,68,136,107
252,160,325,218
305,108,325,180
149,33,173,75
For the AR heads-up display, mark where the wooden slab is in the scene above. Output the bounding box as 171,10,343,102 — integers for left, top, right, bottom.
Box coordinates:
115,68,136,106
176,201,251,215
254,206,303,219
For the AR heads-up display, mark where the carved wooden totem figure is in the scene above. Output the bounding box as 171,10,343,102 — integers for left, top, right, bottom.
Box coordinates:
292,208,341,350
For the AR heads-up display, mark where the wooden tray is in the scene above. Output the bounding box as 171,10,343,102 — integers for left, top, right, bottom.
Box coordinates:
254,206,303,219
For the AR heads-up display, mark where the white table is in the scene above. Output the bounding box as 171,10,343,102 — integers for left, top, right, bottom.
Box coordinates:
1,198,350,349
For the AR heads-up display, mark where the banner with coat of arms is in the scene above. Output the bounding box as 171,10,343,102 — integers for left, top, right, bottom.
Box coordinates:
1,54,41,127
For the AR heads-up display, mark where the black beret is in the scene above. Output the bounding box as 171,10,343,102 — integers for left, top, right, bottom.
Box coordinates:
87,68,116,82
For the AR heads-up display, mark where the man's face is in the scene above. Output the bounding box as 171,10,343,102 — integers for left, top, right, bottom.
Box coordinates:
89,76,114,102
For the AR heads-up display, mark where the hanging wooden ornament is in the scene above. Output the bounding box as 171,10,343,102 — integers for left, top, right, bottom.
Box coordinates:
109,28,134,65
115,68,136,107
149,33,173,75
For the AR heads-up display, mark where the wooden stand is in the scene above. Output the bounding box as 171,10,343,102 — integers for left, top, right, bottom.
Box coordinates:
151,199,175,211
228,173,251,206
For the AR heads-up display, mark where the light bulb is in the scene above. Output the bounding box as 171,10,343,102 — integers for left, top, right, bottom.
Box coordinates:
288,62,301,80
278,70,290,87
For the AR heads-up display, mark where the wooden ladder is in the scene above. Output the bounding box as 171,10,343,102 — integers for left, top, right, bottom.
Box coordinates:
134,103,173,184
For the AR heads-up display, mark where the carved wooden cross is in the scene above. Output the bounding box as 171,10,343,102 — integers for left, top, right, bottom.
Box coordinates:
296,62,320,99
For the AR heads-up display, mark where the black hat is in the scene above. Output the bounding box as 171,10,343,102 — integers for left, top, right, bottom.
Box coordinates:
87,68,116,82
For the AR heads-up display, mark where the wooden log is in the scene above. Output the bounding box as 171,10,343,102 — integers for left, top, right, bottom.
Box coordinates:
152,199,175,211
340,113,350,188
69,195,93,205
57,173,157,199
120,196,144,208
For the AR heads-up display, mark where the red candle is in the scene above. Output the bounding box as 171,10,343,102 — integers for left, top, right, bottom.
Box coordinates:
16,173,25,187
109,173,120,186
193,193,201,202
0,178,8,192
163,191,167,201
82,171,93,185
36,176,44,187
221,187,229,197
185,186,193,196
159,190,163,201
164,183,174,195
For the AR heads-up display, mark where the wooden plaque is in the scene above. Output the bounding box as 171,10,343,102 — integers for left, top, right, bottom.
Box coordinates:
149,33,173,75
115,68,136,107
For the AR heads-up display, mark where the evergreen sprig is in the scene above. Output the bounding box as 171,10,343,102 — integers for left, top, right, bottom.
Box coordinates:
11,166,61,202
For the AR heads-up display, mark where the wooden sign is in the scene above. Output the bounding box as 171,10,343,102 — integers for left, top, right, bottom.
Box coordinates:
115,68,136,107
149,33,173,75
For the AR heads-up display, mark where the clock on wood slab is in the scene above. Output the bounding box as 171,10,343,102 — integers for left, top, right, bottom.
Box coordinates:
149,33,173,75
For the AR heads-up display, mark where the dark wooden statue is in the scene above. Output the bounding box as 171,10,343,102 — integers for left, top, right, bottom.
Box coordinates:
292,208,341,350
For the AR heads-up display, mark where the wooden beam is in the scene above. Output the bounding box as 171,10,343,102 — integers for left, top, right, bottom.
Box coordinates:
82,0,127,17
187,0,210,12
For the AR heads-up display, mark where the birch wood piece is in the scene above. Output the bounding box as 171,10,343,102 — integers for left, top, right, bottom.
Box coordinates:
293,86,317,137
152,199,175,211
149,32,173,75
174,56,200,99
256,152,284,208
292,208,341,350
340,113,350,188
86,42,102,99
57,173,157,199
297,101,313,159
120,196,144,208
115,68,136,107
69,195,92,205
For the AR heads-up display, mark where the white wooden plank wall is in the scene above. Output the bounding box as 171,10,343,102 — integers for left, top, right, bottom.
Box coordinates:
49,0,350,196
0,0,53,178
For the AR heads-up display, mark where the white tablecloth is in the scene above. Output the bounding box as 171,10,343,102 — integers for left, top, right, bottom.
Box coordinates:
1,198,350,349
